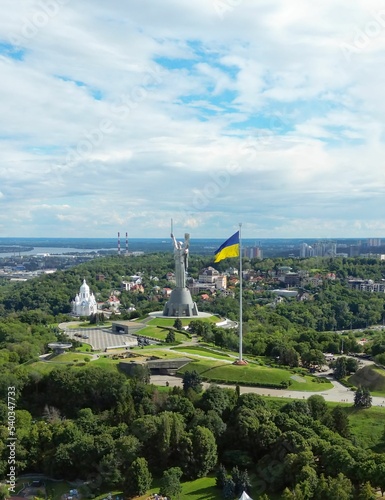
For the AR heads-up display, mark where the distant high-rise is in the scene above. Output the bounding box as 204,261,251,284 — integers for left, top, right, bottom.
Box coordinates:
300,241,336,258
299,242,313,258
349,245,360,257
243,246,263,259
367,238,382,247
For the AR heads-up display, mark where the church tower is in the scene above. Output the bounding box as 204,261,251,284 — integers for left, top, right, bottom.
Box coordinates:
72,279,98,316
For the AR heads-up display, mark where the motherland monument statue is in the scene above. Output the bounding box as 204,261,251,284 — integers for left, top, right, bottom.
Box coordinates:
172,232,189,288
163,222,199,317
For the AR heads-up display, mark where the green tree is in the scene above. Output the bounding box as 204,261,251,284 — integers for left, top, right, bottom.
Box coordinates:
354,387,372,408
199,385,235,415
216,463,227,489
188,426,218,478
182,370,203,393
124,457,152,497
332,406,350,438
282,488,295,499
159,467,183,499
334,357,347,380
279,346,300,367
98,452,122,488
231,466,252,495
307,395,328,421
301,349,325,368
373,462,385,496
166,330,176,343
315,473,354,500
223,478,235,499
115,435,141,466
346,357,359,374
0,483,9,500
173,318,183,330
164,394,195,420
357,482,376,500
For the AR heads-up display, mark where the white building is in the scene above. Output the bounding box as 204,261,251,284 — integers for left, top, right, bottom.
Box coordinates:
72,279,98,316
198,267,227,289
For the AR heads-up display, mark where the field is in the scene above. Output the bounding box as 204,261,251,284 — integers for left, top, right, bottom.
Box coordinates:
65,322,111,329
136,474,281,500
137,476,221,500
137,325,188,342
129,348,185,359
345,406,385,452
177,359,333,391
171,346,232,360
146,316,220,328
74,342,93,352
349,365,385,396
26,354,122,375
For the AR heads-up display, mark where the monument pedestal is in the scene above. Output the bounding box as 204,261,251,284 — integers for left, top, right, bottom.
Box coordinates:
233,359,248,365
163,288,199,317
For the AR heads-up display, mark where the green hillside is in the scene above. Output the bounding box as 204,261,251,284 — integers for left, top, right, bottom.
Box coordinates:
349,365,385,392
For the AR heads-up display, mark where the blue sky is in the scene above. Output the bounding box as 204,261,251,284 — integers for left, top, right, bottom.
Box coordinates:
1,0,385,238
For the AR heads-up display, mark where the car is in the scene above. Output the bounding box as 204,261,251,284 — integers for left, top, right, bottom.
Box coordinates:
82,334,89,339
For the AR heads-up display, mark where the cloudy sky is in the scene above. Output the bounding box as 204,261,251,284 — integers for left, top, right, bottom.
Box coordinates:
1,0,385,238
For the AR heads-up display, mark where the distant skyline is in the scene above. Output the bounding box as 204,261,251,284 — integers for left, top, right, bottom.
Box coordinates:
1,1,385,238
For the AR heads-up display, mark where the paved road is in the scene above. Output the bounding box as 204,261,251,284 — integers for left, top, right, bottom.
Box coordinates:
150,374,385,407
58,321,385,407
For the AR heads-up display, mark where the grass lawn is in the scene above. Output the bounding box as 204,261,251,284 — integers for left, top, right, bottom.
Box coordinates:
91,356,121,369
48,352,92,363
136,476,222,500
45,480,73,500
349,365,385,396
177,360,332,391
129,348,185,359
147,318,194,327
74,342,93,352
25,361,58,375
93,491,123,500
344,406,385,452
146,316,220,328
179,477,222,499
171,346,232,360
138,326,188,342
66,322,111,329
136,474,284,500
26,355,121,375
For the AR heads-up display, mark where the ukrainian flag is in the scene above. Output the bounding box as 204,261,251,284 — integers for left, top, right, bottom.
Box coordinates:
214,231,240,263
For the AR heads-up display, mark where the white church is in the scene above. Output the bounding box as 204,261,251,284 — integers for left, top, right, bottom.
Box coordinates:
72,279,98,317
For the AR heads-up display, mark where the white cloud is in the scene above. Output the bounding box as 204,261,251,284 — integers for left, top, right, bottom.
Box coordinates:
0,0,385,237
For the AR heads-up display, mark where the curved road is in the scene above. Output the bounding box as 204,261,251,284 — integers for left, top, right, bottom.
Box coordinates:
150,374,385,407
58,322,385,407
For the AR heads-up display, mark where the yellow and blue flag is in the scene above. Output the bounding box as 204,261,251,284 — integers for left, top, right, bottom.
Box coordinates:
214,231,240,263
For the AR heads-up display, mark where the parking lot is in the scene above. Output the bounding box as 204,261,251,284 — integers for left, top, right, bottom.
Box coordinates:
63,326,144,351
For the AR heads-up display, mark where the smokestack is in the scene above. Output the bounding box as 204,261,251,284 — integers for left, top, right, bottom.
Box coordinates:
125,232,128,255
118,232,121,255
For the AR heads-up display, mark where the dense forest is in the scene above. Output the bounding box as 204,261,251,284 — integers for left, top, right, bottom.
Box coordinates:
1,366,385,499
1,254,385,498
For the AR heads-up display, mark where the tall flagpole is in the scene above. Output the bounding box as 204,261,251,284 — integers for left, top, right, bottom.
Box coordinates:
239,222,243,362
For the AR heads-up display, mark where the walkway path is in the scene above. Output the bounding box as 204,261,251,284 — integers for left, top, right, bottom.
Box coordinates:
58,321,385,407
150,374,385,407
